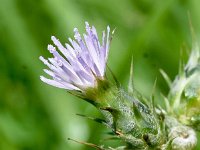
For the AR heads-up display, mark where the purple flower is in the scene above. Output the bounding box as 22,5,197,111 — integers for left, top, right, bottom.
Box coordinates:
40,22,111,91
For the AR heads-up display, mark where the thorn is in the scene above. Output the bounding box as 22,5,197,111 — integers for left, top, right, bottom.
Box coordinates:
105,131,116,135
161,94,171,113
82,98,99,106
179,47,184,75
99,136,120,142
110,27,117,42
188,12,199,54
100,107,117,113
112,27,116,35
115,130,123,136
106,65,120,88
128,56,134,93
159,69,172,88
76,113,107,124
132,101,143,122
188,12,196,44
150,78,157,111
185,12,200,72
100,107,119,132
67,138,104,150
156,105,166,121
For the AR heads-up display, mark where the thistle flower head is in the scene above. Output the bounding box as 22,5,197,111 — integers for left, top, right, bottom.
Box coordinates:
40,22,111,92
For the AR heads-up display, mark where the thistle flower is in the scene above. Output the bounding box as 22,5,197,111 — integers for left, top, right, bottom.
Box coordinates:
39,22,200,150
40,22,111,92
39,23,164,149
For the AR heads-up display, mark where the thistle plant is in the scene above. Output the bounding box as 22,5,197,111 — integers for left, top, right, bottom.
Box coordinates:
40,22,200,150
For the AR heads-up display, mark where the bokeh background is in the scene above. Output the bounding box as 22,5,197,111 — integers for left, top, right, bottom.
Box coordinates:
1,0,200,149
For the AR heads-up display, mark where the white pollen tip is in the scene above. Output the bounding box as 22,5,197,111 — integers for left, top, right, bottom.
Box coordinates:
85,22,91,31
85,21,89,26
68,38,72,42
74,28,81,41
39,56,47,63
40,76,45,81
43,69,55,77
107,26,110,32
39,56,44,60
51,35,56,41
73,28,78,32
47,44,56,53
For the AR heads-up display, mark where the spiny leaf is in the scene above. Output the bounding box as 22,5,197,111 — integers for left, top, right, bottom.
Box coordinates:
108,146,127,150
100,107,119,132
83,98,100,106
106,65,120,88
128,57,134,93
159,69,172,88
161,138,173,150
69,90,99,106
131,97,150,115
68,138,105,150
161,94,171,113
185,14,200,73
132,101,143,125
100,136,120,142
126,87,149,107
188,12,198,50
76,113,107,125
118,133,145,149
150,78,157,112
110,28,117,42
105,131,116,135
178,48,185,75
100,107,119,113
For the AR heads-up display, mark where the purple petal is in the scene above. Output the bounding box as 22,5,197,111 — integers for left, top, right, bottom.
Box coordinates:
40,22,111,91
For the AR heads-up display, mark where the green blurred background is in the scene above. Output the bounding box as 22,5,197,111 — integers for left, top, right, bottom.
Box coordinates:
0,0,200,149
